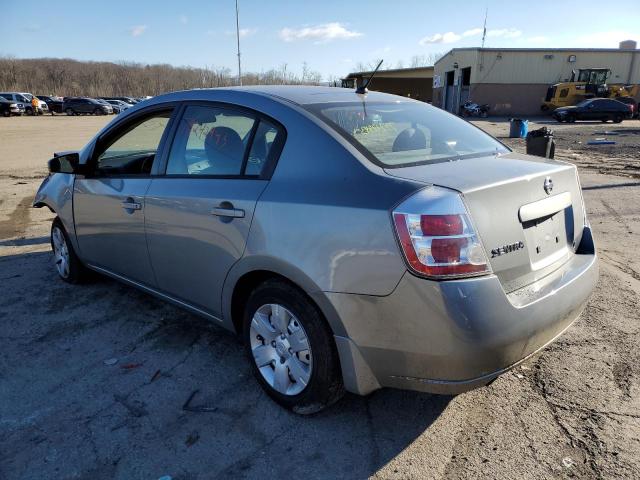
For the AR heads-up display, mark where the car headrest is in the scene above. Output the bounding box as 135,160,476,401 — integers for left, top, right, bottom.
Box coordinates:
204,126,244,166
392,127,427,152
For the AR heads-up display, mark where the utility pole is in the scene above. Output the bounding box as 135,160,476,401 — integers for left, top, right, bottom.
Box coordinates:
235,0,242,85
481,6,488,48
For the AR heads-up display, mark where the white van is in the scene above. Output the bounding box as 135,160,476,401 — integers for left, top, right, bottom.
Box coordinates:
0,92,49,115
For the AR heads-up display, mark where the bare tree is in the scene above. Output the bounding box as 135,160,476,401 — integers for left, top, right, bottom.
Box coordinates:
0,56,326,96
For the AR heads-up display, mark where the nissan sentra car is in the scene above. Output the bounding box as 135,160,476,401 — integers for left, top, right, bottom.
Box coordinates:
34,86,598,413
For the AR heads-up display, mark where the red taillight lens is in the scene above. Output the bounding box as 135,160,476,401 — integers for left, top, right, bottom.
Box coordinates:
392,188,491,279
420,215,463,235
431,237,467,263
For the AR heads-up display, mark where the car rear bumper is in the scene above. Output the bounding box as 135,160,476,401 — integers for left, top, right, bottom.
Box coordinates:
330,226,598,396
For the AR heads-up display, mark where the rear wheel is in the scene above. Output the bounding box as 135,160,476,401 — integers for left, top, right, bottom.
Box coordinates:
93,108,104,115
243,279,344,414
613,114,623,123
65,108,74,116
51,218,88,284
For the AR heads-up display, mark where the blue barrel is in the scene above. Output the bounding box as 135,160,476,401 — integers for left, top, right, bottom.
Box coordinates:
509,118,529,138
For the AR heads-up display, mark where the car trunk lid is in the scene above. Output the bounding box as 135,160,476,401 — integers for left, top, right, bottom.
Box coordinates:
384,152,586,292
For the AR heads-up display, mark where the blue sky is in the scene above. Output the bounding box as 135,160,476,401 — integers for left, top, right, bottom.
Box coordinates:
2,0,639,80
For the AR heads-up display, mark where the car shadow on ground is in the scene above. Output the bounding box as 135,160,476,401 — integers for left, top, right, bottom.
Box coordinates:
1,249,451,480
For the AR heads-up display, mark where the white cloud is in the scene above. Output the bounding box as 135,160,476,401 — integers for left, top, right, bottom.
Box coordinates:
575,31,637,48
225,28,258,38
463,28,483,37
279,22,363,43
179,15,188,25
526,35,550,45
487,28,522,39
129,25,148,37
419,32,462,45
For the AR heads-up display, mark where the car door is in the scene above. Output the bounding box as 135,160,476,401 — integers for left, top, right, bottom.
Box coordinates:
144,103,285,317
73,106,176,285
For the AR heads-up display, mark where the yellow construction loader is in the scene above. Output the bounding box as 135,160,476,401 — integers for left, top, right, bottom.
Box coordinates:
541,68,639,111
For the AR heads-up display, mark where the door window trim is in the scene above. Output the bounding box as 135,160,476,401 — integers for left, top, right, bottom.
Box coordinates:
157,100,287,180
84,103,180,179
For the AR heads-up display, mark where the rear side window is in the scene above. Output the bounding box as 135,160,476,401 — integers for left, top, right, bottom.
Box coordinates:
166,105,256,176
165,105,285,177
307,101,507,167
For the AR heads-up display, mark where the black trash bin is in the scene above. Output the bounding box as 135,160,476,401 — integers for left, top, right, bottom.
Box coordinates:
526,127,555,158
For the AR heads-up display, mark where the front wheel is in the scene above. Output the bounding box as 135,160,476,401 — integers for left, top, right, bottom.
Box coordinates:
65,108,74,116
51,218,88,283
243,279,344,414
480,110,488,118
26,107,35,116
566,114,576,123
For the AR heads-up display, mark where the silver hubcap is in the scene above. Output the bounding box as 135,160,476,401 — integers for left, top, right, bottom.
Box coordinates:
249,304,312,396
52,226,70,278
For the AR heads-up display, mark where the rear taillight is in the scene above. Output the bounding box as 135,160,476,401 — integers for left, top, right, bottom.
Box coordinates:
392,187,491,279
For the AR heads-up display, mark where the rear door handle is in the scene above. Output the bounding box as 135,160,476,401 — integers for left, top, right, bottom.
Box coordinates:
121,201,142,211
211,207,245,218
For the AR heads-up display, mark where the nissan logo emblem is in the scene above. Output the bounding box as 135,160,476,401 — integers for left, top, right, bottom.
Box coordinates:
544,177,553,195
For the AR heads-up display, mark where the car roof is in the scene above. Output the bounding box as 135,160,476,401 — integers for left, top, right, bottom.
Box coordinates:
153,85,411,107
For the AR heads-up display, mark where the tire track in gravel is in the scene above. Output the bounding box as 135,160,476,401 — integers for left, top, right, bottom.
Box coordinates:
0,195,33,240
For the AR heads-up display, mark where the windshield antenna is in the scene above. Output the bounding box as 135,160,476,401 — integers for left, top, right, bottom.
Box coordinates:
356,59,383,94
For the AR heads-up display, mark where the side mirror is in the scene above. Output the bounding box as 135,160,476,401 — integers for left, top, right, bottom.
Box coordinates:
48,152,84,174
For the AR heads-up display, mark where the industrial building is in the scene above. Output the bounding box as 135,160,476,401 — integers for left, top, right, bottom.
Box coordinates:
342,66,434,102
433,42,640,115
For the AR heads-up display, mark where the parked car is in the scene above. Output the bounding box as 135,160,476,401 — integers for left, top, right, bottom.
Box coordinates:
63,97,113,115
613,96,638,118
0,92,48,115
0,97,25,117
101,96,139,105
37,95,65,114
35,87,598,413
553,98,632,123
94,98,117,114
104,99,132,114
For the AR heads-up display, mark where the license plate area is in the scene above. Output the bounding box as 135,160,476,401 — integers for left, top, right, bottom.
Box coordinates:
522,207,574,270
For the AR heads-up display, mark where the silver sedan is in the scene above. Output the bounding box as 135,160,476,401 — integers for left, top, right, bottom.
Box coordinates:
34,86,598,413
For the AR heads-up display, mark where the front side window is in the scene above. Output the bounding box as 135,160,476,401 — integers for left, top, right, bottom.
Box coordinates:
307,101,508,167
95,110,172,175
166,105,256,176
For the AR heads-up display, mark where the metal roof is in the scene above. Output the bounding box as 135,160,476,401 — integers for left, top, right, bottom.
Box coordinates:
344,65,434,78
436,47,639,64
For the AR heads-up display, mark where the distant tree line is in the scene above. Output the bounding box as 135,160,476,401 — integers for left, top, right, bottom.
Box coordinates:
0,57,324,97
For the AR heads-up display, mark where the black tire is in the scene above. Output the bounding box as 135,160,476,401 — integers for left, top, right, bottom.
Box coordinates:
26,107,35,116
613,114,623,124
65,108,74,116
480,110,488,118
2,110,9,118
50,218,88,284
566,114,576,123
243,279,344,414
93,108,104,116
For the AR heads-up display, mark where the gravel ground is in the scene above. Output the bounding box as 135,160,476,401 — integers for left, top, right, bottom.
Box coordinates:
1,115,639,479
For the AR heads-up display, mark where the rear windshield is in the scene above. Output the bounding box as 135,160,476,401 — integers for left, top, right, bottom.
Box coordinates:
306,101,508,167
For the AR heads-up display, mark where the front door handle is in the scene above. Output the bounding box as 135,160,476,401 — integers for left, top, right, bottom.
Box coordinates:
211,207,245,218
121,201,142,211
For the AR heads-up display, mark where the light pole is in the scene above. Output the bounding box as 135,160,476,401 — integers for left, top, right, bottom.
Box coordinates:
235,0,242,86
